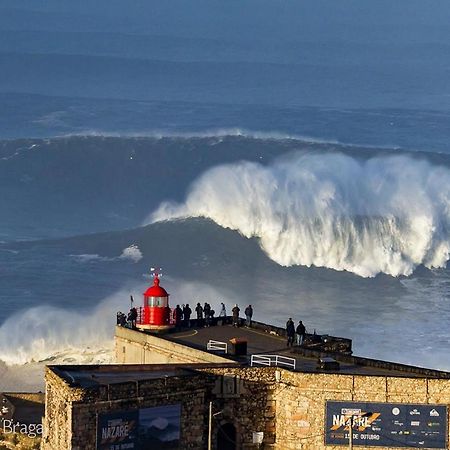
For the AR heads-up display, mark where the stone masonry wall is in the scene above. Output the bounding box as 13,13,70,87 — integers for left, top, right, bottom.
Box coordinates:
275,370,450,450
70,378,210,450
43,366,279,450
43,365,450,450
41,368,85,450
198,367,278,449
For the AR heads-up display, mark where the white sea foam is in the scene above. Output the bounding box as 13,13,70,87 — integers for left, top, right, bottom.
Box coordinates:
55,127,395,149
0,290,122,366
0,279,232,368
71,244,143,264
56,127,325,142
119,244,143,262
148,152,450,277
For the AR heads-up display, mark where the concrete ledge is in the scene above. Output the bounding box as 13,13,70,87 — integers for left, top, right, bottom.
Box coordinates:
115,326,237,365
293,346,450,379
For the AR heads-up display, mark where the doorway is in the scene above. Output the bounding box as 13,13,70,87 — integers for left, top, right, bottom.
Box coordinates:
217,422,237,450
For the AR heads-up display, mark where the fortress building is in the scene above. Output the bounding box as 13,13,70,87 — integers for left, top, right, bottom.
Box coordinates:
41,275,450,450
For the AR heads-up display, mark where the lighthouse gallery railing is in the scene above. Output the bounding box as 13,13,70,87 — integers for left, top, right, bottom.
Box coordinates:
136,306,176,325
250,354,296,370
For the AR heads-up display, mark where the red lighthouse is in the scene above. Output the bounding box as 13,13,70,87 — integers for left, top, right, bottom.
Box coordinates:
136,273,173,332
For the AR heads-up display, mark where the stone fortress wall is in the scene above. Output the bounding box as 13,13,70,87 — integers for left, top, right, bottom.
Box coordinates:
42,364,450,450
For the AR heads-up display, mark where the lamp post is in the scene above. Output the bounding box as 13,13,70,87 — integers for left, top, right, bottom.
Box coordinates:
208,401,213,450
348,412,372,450
208,401,223,450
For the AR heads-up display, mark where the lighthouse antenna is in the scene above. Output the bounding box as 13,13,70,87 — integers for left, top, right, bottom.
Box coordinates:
150,267,163,278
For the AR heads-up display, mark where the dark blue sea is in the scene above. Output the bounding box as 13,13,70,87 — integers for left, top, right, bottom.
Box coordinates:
1,0,450,388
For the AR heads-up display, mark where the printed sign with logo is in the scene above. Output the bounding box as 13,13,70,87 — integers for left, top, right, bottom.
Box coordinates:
97,410,138,450
325,401,447,448
97,405,181,450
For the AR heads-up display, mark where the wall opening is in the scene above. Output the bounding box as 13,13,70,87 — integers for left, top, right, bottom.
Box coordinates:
217,422,237,450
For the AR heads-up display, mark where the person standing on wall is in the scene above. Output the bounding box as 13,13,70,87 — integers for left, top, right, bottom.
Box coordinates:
244,305,253,327
296,320,306,346
128,307,137,329
183,304,192,327
286,318,295,347
195,302,203,327
174,305,183,329
204,302,211,327
219,302,226,317
232,304,240,327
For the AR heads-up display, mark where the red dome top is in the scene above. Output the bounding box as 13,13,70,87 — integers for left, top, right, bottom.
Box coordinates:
144,275,169,298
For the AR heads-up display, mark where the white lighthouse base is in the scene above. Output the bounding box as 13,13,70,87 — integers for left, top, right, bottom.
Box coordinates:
136,324,174,334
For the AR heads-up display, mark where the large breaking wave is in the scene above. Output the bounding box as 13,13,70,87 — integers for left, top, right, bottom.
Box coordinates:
149,152,450,277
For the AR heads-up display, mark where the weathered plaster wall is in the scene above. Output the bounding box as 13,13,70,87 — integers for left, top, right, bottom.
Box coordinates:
115,326,234,365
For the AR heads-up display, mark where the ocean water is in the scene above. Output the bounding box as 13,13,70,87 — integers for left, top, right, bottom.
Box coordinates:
1,0,450,389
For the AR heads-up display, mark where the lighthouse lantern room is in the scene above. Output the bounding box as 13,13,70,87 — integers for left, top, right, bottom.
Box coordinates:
136,272,173,332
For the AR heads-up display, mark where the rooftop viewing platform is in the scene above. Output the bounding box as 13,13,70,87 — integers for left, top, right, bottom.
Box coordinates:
115,316,450,380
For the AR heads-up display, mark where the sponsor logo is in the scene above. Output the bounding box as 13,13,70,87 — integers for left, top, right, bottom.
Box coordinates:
430,409,440,417
331,412,380,432
342,408,361,415
409,409,420,415
411,421,420,426
428,422,440,427
392,407,400,416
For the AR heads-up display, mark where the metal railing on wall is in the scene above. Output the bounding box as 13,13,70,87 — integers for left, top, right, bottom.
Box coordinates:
250,354,296,370
206,340,228,353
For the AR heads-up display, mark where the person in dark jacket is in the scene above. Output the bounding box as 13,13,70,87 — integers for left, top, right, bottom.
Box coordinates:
183,304,192,327
174,305,183,329
296,320,306,346
232,304,240,327
195,303,203,327
117,311,127,327
204,302,211,327
286,318,295,347
128,307,138,329
244,305,253,327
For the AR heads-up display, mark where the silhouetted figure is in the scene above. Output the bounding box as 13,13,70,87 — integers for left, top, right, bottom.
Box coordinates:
232,304,240,327
286,318,295,347
204,302,211,327
219,302,227,317
296,320,306,346
195,303,203,327
183,304,192,327
117,311,127,327
245,305,253,327
174,305,183,329
128,307,138,329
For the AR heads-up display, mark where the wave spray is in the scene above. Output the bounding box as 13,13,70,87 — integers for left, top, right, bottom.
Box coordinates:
149,152,450,277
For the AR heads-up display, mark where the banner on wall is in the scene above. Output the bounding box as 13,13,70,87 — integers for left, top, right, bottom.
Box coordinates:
97,404,181,450
325,401,447,448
